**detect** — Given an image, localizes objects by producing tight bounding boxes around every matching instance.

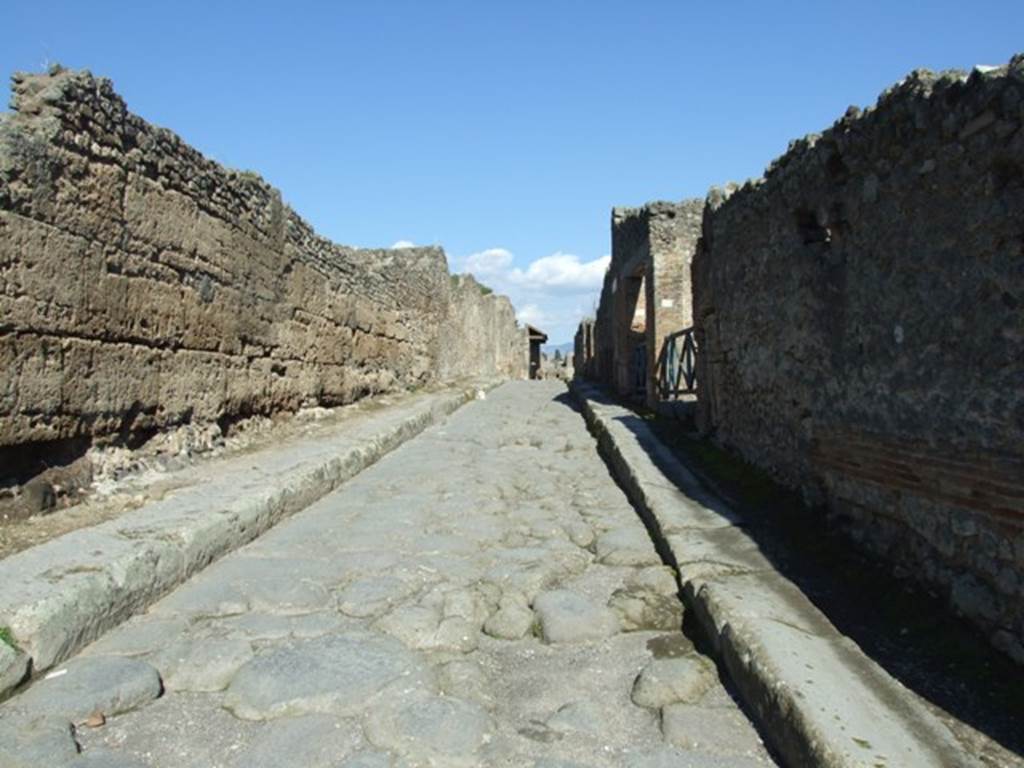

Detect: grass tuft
[0,626,16,650]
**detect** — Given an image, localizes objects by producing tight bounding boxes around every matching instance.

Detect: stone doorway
[614,270,647,400]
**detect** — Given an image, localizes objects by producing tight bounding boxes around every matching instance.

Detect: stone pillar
[642,200,703,408]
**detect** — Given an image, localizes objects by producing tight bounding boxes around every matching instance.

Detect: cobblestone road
[2,382,775,767]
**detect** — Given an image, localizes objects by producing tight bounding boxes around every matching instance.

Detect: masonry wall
[693,56,1024,660]
[581,200,702,402]
[438,274,528,381]
[0,68,524,479]
[573,318,594,380]
[637,201,701,405]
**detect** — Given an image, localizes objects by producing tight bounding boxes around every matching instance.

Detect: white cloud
[391,240,416,249]
[516,303,548,327]
[454,247,608,345]
[464,247,514,275]
[508,252,610,291]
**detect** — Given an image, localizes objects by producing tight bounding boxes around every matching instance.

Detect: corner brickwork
[693,55,1024,660]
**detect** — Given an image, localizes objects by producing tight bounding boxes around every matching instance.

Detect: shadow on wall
[577,385,1024,761]
[691,55,1024,668]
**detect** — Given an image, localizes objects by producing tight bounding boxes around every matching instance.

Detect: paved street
[3,382,775,767]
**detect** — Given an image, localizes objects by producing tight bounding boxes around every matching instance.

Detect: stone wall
[573,318,595,380]
[693,55,1024,660]
[0,67,525,482]
[438,274,528,381]
[578,199,702,405]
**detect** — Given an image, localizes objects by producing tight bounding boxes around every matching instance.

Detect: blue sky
[5,2,1022,343]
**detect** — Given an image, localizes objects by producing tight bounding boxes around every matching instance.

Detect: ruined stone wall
[581,200,702,401]
[637,201,701,404]
[694,56,1024,660]
[437,274,528,381]
[573,318,595,380]
[591,273,615,388]
[0,68,521,479]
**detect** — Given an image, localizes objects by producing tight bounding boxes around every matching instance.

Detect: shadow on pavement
[564,385,1024,764]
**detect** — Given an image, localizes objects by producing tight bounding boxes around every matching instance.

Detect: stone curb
[571,381,980,768]
[0,384,488,699]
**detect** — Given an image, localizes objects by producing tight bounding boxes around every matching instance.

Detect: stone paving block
[0,712,79,768]
[75,691,258,766]
[627,746,769,768]
[202,610,356,642]
[374,603,481,653]
[437,658,494,709]
[5,655,161,722]
[483,590,535,640]
[661,703,767,756]
[80,616,190,659]
[631,656,715,709]
[69,750,153,768]
[546,700,604,735]
[595,527,662,566]
[225,713,363,767]
[364,692,493,767]
[336,575,416,618]
[155,637,254,693]
[338,753,394,768]
[609,583,683,632]
[533,589,621,643]
[223,632,435,720]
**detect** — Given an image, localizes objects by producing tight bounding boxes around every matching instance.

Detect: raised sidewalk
[0,384,485,699]
[572,381,980,768]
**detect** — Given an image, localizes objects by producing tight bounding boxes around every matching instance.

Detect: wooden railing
[657,327,697,398]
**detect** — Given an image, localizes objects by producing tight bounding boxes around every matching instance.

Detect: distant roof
[526,324,548,342]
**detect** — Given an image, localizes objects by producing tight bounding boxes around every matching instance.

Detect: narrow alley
[3,382,774,767]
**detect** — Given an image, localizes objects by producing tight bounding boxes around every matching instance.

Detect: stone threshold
[0,382,493,700]
[571,380,982,768]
